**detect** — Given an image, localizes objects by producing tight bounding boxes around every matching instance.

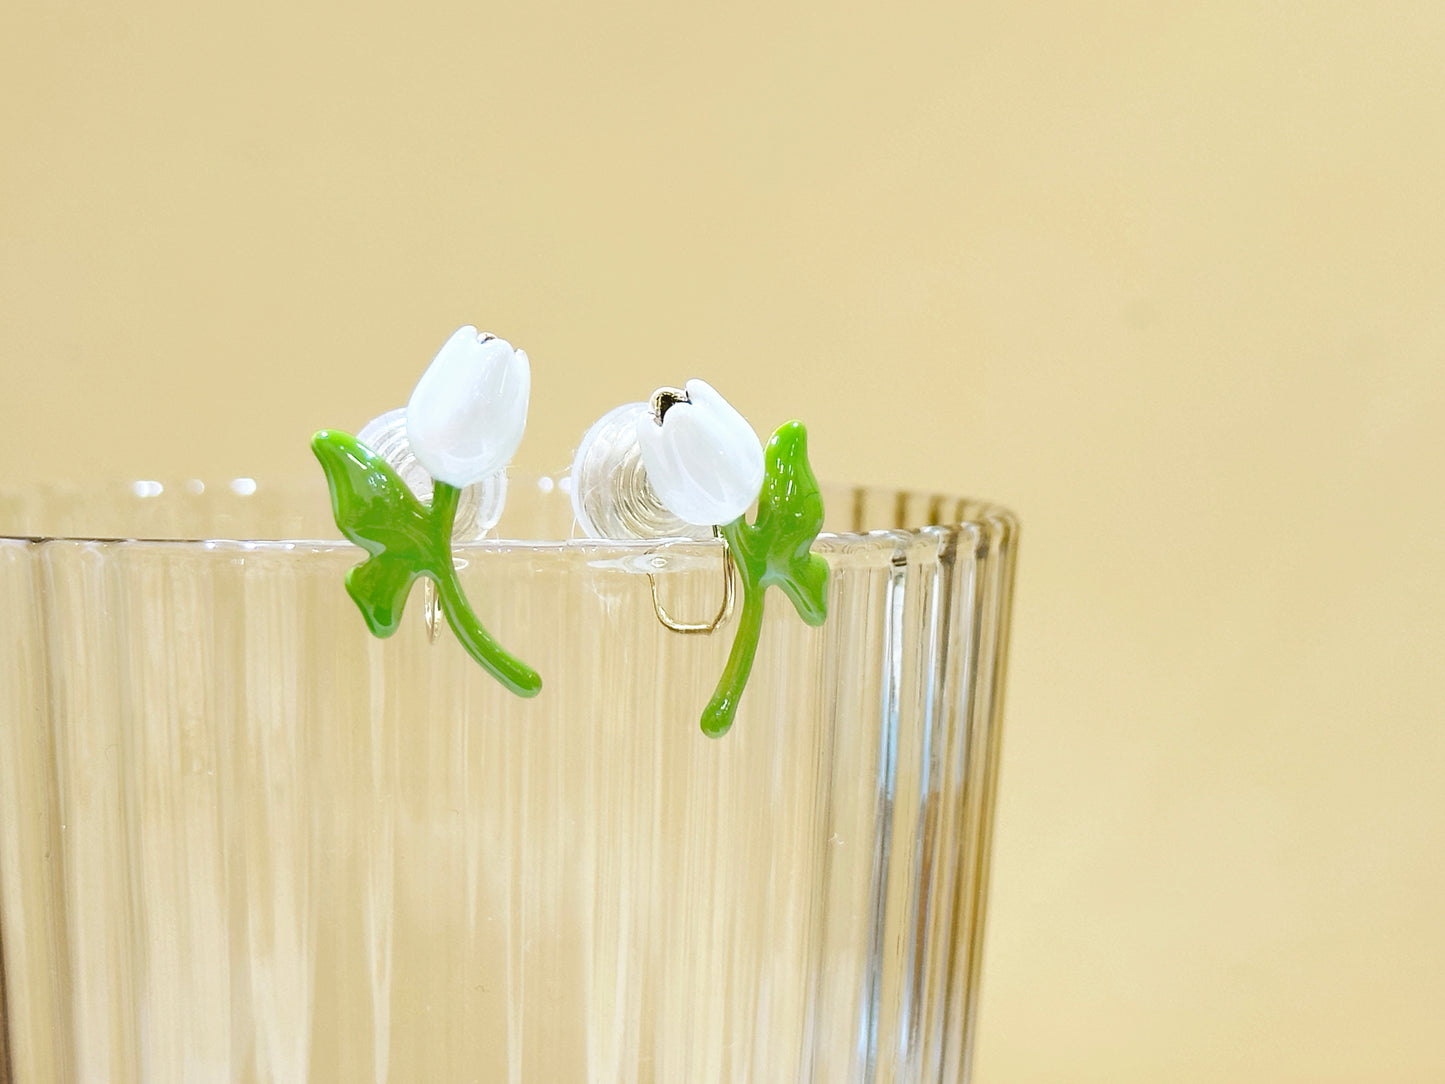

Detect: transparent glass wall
[0,479,1017,1082]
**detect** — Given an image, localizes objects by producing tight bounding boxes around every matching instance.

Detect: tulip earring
[571,380,829,737]
[311,326,542,697]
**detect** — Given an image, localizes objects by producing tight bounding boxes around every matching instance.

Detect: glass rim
[0,473,1018,549]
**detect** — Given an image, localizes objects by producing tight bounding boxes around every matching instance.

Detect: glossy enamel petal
[405,326,530,487]
[637,379,763,526]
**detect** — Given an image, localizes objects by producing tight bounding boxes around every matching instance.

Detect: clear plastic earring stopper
[569,402,710,540]
[356,408,506,540]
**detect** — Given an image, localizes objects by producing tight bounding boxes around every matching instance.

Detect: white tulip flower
[637,379,764,526]
[406,326,531,488]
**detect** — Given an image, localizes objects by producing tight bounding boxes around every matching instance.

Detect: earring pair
[312,325,828,736]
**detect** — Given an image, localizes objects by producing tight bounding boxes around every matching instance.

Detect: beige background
[3,2,1443,1080]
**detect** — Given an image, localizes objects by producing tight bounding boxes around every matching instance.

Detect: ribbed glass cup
[0,478,1017,1083]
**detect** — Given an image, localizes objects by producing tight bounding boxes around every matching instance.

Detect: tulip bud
[637,379,764,526]
[406,326,531,488]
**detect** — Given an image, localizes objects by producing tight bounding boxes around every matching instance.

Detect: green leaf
[310,430,437,561]
[702,421,829,737]
[344,554,419,638]
[314,429,441,641]
[777,546,828,628]
[748,420,829,626]
[312,430,541,696]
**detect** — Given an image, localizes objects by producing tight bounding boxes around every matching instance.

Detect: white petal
[406,326,530,487]
[637,379,763,525]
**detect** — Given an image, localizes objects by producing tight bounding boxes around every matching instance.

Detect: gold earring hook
[648,526,736,634]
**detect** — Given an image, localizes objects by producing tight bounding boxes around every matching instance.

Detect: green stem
[429,482,542,698]
[431,480,463,537]
[700,585,765,738]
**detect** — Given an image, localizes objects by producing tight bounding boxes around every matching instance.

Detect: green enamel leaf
[313,430,435,638]
[701,421,829,738]
[311,430,436,560]
[311,430,541,697]
[746,420,829,626]
[344,552,419,638]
